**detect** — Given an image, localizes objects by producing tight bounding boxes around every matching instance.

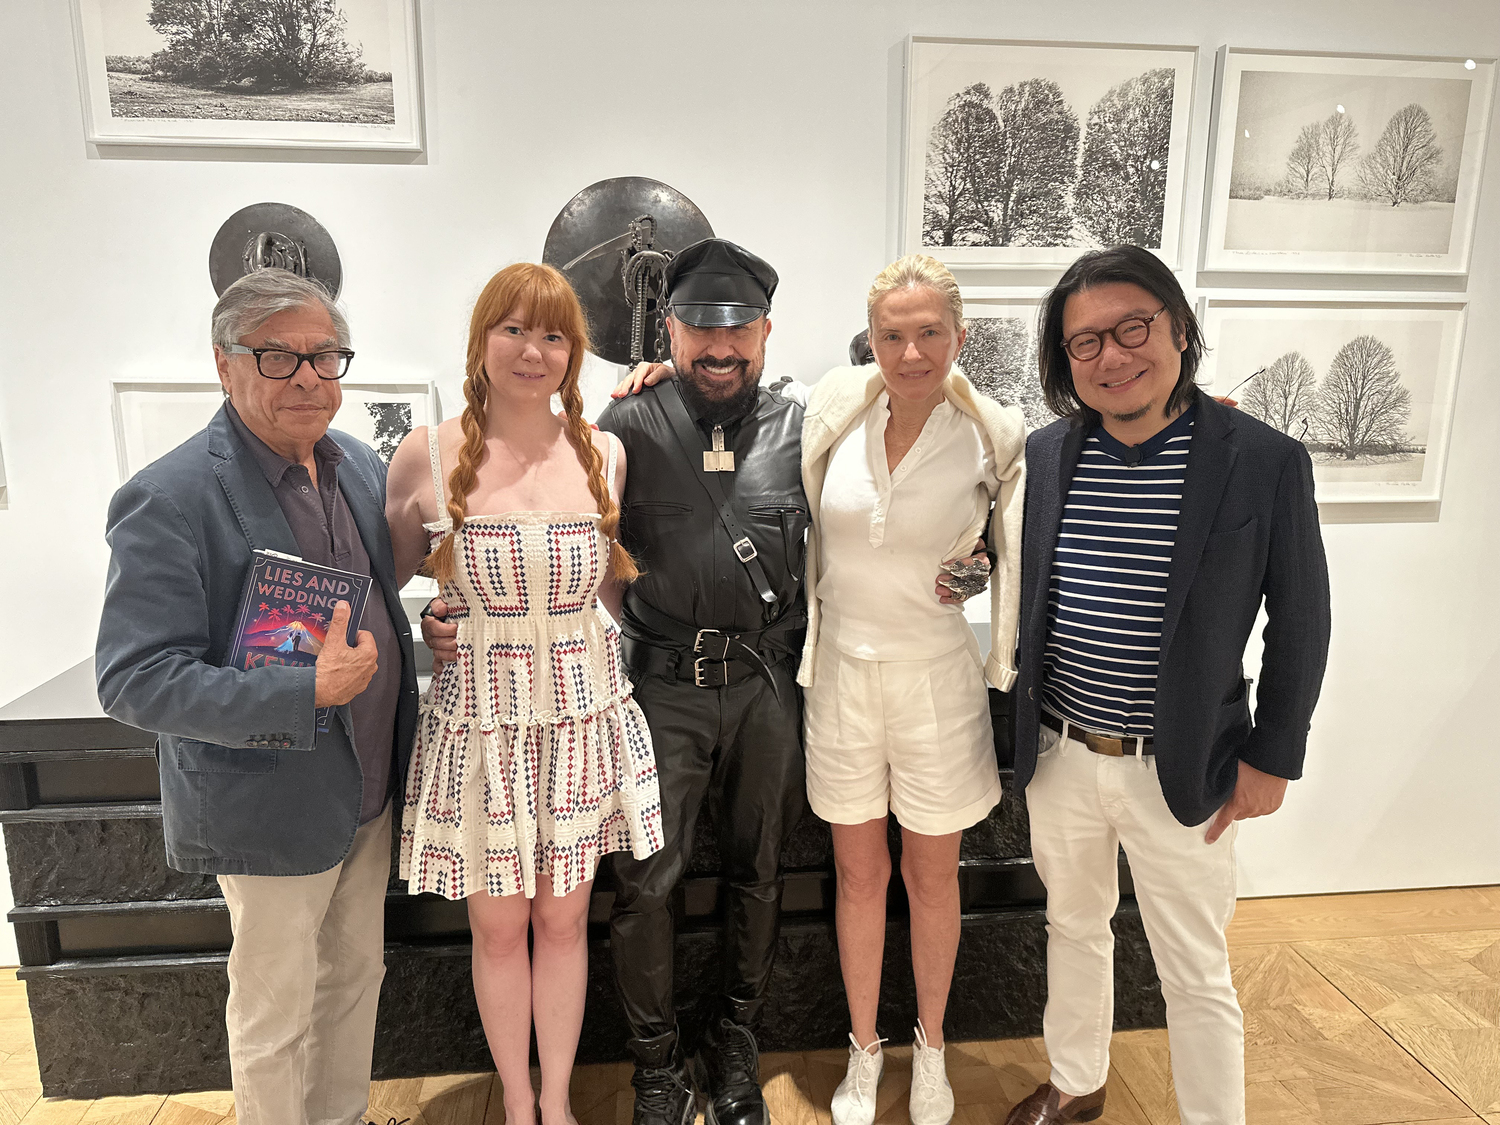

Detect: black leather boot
[699,1009,768,1125]
[628,1028,696,1125]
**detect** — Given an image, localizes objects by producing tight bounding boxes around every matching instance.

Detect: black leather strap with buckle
[621,636,762,689]
[621,600,806,696]
[658,380,780,614]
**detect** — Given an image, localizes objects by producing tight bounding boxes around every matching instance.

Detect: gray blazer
[1014,394,1331,827]
[96,403,418,876]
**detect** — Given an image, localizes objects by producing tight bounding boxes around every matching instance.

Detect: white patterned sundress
[399,429,663,900]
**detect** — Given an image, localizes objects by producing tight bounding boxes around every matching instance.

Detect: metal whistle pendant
[703,425,735,472]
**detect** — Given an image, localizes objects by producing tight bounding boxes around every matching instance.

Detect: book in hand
[228,550,371,734]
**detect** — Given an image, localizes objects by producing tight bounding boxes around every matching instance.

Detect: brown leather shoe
[1002,1082,1106,1124]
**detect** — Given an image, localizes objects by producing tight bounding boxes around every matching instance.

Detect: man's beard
[674,349,764,426]
[1107,402,1153,424]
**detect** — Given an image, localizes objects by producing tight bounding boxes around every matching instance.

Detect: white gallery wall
[0,0,1497,946]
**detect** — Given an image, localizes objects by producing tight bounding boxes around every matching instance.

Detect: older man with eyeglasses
[96,268,418,1125]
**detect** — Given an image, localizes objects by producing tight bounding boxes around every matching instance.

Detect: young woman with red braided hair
[385,262,663,1125]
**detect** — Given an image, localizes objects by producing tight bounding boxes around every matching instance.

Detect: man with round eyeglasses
[1002,246,1330,1125]
[96,267,418,1125]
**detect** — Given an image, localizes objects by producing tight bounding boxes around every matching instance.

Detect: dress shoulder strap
[605,431,620,494]
[427,426,447,517]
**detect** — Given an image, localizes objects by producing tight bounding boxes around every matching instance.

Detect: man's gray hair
[210,270,351,349]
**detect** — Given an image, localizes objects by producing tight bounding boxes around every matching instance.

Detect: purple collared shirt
[226,403,400,824]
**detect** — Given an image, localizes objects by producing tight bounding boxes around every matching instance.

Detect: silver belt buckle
[693,657,728,687]
[694,629,733,665]
[733,537,757,563]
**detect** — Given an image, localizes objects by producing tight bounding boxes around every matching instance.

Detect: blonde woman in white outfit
[799,255,1026,1125]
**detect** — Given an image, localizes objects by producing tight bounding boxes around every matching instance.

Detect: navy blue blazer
[96,403,419,876]
[1014,394,1331,826]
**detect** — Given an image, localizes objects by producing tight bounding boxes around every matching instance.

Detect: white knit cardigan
[796,364,1027,692]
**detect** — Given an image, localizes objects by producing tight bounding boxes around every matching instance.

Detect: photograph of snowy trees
[1204,51,1494,274]
[955,297,1058,429]
[904,38,1196,267]
[1200,301,1466,502]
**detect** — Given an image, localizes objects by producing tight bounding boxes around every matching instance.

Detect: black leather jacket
[597,381,809,649]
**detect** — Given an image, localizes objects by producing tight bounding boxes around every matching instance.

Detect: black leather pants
[609,659,805,1052]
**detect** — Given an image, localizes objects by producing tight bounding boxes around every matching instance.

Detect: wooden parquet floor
[1,886,1496,1125]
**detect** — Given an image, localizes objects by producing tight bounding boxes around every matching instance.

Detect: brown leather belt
[1042,710,1154,757]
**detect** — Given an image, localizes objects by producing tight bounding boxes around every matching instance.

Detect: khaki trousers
[218,803,392,1125]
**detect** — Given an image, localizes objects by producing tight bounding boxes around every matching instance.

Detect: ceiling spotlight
[1465,59,1477,69]
[1336,104,1346,113]
[1243,128,1250,137]
[1149,159,1161,170]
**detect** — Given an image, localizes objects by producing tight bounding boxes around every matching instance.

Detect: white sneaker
[909,1021,953,1125]
[830,1033,885,1125]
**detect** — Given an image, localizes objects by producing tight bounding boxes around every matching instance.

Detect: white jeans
[218,803,392,1125]
[1027,724,1244,1125]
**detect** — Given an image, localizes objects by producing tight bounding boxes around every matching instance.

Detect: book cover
[227,550,370,674]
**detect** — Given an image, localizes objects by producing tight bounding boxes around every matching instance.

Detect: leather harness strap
[658,381,780,615]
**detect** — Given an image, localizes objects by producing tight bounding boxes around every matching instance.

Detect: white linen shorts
[803,637,1002,836]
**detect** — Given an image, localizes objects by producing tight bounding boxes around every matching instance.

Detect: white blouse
[816,392,999,662]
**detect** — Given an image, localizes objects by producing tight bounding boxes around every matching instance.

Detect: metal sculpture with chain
[542,178,713,368]
[208,202,342,298]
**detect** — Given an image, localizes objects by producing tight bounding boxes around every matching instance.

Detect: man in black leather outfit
[594,238,809,1125]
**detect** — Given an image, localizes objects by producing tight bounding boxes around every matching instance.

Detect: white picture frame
[1198,297,1468,503]
[902,37,1198,270]
[110,379,441,481]
[70,0,424,153]
[1202,48,1496,275]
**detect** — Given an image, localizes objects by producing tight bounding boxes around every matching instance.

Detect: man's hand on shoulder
[611,362,675,398]
[313,601,379,707]
[1205,759,1288,844]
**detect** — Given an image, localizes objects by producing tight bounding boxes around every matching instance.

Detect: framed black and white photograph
[1203,49,1496,275]
[902,37,1198,270]
[957,291,1058,429]
[1198,298,1467,503]
[70,0,424,152]
[110,379,440,481]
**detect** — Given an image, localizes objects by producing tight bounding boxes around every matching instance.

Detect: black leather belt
[621,598,805,692]
[1042,710,1154,757]
[623,636,769,688]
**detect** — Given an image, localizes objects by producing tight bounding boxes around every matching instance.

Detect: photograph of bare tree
[71,0,423,151]
[955,295,1057,429]
[1199,300,1467,502]
[903,38,1196,269]
[1204,50,1494,274]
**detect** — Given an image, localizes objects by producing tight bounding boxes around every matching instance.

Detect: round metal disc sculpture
[542,177,713,367]
[209,202,343,298]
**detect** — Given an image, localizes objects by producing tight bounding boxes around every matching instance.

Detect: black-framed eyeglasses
[224,344,355,380]
[1061,308,1167,363]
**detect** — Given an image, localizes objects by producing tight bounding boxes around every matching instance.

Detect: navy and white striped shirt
[1040,407,1197,737]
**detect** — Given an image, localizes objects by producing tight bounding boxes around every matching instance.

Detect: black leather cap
[664,238,778,327]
